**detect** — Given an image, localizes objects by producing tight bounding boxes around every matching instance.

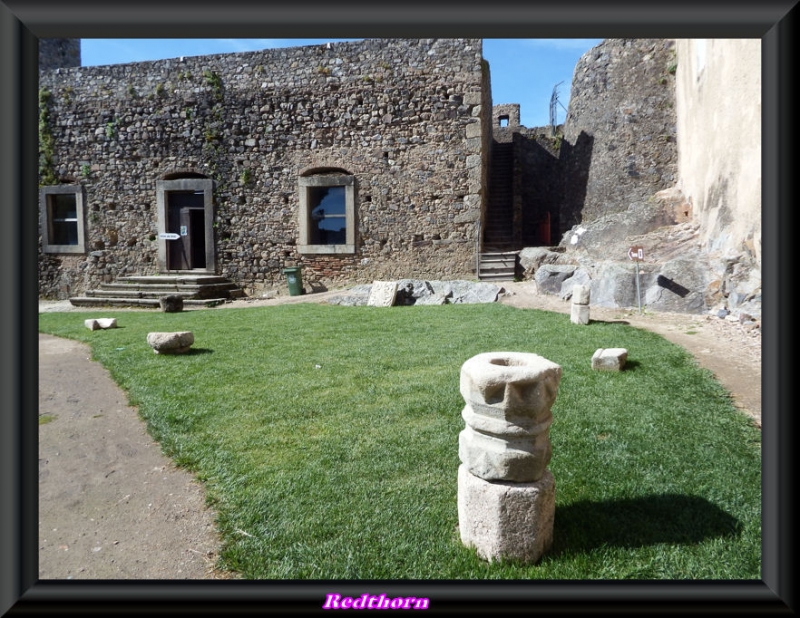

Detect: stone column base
[457,464,555,564]
[570,303,590,324]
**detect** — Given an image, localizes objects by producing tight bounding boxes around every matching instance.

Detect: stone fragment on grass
[572,284,591,306]
[367,280,398,307]
[591,348,628,371]
[147,331,194,354]
[85,318,118,330]
[570,284,591,325]
[570,303,590,325]
[159,294,184,312]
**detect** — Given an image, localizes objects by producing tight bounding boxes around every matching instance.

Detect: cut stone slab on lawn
[591,348,628,371]
[367,281,399,307]
[84,318,118,330]
[147,331,195,354]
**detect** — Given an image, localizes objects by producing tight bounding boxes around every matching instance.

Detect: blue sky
[80,38,603,129]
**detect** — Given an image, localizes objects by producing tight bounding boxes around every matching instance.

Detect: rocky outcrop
[540,38,761,319]
[327,279,504,307]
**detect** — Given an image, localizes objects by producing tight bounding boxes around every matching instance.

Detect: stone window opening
[499,115,509,128]
[40,184,86,254]
[298,170,356,255]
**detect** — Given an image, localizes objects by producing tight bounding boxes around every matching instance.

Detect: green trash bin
[283,266,303,296]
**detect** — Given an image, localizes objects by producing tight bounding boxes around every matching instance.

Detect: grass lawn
[38,303,761,579]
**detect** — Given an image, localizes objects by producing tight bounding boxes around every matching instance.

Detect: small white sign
[180,226,188,236]
[627,245,644,261]
[159,233,180,240]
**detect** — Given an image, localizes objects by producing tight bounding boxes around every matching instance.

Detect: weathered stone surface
[413,293,449,306]
[85,318,117,330]
[559,268,592,301]
[147,331,194,354]
[367,281,398,307]
[459,422,553,483]
[159,295,184,313]
[430,280,502,304]
[395,279,436,305]
[458,465,555,564]
[643,258,711,314]
[518,247,563,276]
[328,280,502,307]
[571,284,590,306]
[562,39,678,231]
[459,351,561,482]
[535,265,577,295]
[38,39,488,299]
[590,262,654,309]
[591,347,628,371]
[570,304,590,325]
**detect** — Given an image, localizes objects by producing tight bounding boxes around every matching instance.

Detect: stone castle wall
[38,38,81,71]
[38,39,488,298]
[560,39,678,237]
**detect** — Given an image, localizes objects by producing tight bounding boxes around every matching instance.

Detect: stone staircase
[69,275,245,309]
[477,251,519,282]
[483,141,515,252]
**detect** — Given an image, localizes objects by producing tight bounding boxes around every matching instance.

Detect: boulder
[159,295,184,313]
[147,331,194,354]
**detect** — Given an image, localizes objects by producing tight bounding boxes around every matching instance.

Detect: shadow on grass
[185,347,214,355]
[549,493,741,557]
[622,359,641,371]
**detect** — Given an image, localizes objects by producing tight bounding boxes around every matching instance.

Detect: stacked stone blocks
[457,351,561,564]
[570,283,591,325]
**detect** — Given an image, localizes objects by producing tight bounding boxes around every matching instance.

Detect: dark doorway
[167,191,206,270]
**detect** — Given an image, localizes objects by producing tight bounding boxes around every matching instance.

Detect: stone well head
[458,352,562,483]
[459,352,562,422]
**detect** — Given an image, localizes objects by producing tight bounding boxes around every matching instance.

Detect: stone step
[480,257,517,268]
[96,281,240,296]
[85,289,199,299]
[478,271,516,282]
[477,251,518,281]
[115,275,231,285]
[69,296,228,309]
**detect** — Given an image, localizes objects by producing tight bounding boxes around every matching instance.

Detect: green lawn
[38,303,761,579]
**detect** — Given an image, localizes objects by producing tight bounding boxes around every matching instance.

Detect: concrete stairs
[68,275,245,309]
[477,251,519,282]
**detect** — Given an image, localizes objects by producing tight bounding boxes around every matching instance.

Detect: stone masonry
[38,39,490,299]
[457,351,562,563]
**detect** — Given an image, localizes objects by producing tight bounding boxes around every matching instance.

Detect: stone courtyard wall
[674,39,761,267]
[560,39,679,240]
[38,38,488,298]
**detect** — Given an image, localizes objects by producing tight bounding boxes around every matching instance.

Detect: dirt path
[38,334,234,580]
[37,281,761,579]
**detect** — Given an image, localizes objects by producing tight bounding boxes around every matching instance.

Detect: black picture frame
[2,1,794,614]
